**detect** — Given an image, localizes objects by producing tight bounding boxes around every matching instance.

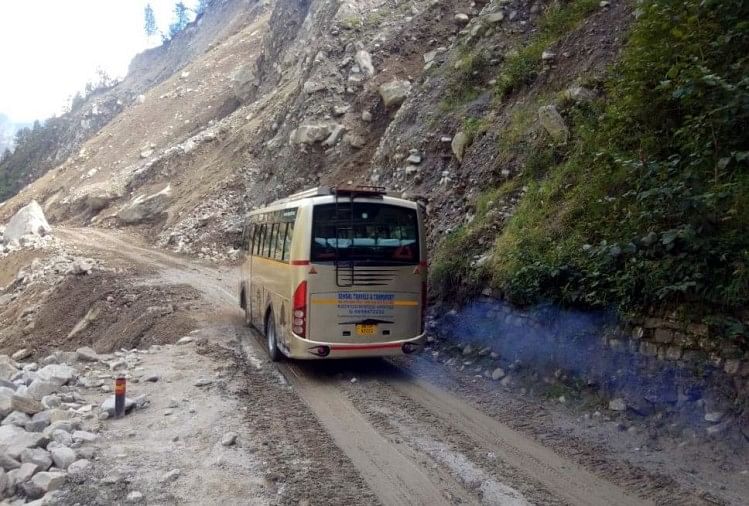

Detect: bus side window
[282,222,293,261]
[248,224,256,252]
[267,223,278,258]
[274,223,286,261]
[256,224,266,256]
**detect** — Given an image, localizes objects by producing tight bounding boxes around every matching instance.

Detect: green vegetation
[432,0,749,322]
[495,0,599,98]
[440,49,489,110]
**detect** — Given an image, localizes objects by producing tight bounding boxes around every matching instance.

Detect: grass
[432,0,749,333]
[495,0,600,98]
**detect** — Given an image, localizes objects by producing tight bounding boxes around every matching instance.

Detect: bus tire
[265,310,281,362]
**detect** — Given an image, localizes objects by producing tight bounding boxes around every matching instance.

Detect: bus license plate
[355,324,376,336]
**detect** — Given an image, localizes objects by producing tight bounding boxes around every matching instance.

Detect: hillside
[0,0,748,503]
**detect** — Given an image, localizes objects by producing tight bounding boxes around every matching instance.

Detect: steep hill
[1,0,747,434]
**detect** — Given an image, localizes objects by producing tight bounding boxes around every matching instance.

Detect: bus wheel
[265,311,281,362]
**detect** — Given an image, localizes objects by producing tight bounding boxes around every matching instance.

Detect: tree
[144,4,157,37]
[168,2,191,38]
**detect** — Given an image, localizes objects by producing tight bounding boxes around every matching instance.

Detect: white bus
[239,186,427,360]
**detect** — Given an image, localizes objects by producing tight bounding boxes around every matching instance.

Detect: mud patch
[21,271,201,356]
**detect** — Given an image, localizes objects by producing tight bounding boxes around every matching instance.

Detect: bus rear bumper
[283,333,426,360]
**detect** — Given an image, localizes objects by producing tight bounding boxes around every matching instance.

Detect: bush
[490,0,749,315]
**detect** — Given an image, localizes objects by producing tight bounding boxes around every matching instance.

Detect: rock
[704,411,724,423]
[4,201,51,242]
[379,80,412,108]
[332,104,350,117]
[50,447,76,470]
[354,50,375,77]
[344,133,366,149]
[541,50,556,61]
[41,395,61,409]
[139,149,153,159]
[221,432,238,447]
[361,111,373,122]
[323,124,346,147]
[51,429,72,447]
[194,378,213,387]
[176,336,194,345]
[12,393,44,415]
[2,410,30,427]
[486,12,505,23]
[491,368,506,381]
[290,124,334,145]
[27,382,62,402]
[407,153,422,165]
[75,347,99,362]
[143,374,160,383]
[70,259,93,275]
[724,359,741,375]
[127,491,144,502]
[72,430,97,443]
[36,364,76,387]
[0,425,46,459]
[101,396,136,416]
[20,448,52,471]
[25,420,50,433]
[230,64,259,103]
[454,13,470,24]
[561,86,596,103]
[117,185,172,224]
[159,469,181,483]
[13,462,38,484]
[302,80,326,94]
[0,451,21,471]
[0,468,6,496]
[67,459,91,481]
[451,131,470,162]
[0,356,19,381]
[12,349,32,361]
[538,105,569,143]
[609,398,627,411]
[31,471,66,493]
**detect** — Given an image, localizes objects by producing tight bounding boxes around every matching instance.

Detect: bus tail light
[293,281,307,338]
[421,281,427,332]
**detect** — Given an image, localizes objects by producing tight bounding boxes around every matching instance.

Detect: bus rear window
[311,203,419,264]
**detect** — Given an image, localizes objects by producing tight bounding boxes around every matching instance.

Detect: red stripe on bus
[291,260,310,265]
[330,343,403,351]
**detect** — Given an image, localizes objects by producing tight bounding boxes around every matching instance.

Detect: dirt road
[55,227,726,505]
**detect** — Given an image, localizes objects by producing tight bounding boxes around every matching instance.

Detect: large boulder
[0,356,18,382]
[3,201,51,242]
[379,80,412,108]
[230,64,259,103]
[117,185,171,224]
[289,124,335,145]
[538,105,569,143]
[355,50,375,77]
[0,425,46,459]
[451,132,471,162]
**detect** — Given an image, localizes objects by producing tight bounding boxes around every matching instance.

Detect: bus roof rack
[269,185,389,206]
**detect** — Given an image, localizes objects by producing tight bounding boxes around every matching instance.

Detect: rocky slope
[1,0,747,455]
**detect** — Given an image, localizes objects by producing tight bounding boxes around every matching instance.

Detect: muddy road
[55,227,739,505]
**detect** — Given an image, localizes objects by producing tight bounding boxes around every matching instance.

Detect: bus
[238,185,427,360]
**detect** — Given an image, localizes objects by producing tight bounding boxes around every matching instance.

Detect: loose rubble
[0,347,149,503]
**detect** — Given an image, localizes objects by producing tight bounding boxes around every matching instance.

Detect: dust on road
[51,227,735,506]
